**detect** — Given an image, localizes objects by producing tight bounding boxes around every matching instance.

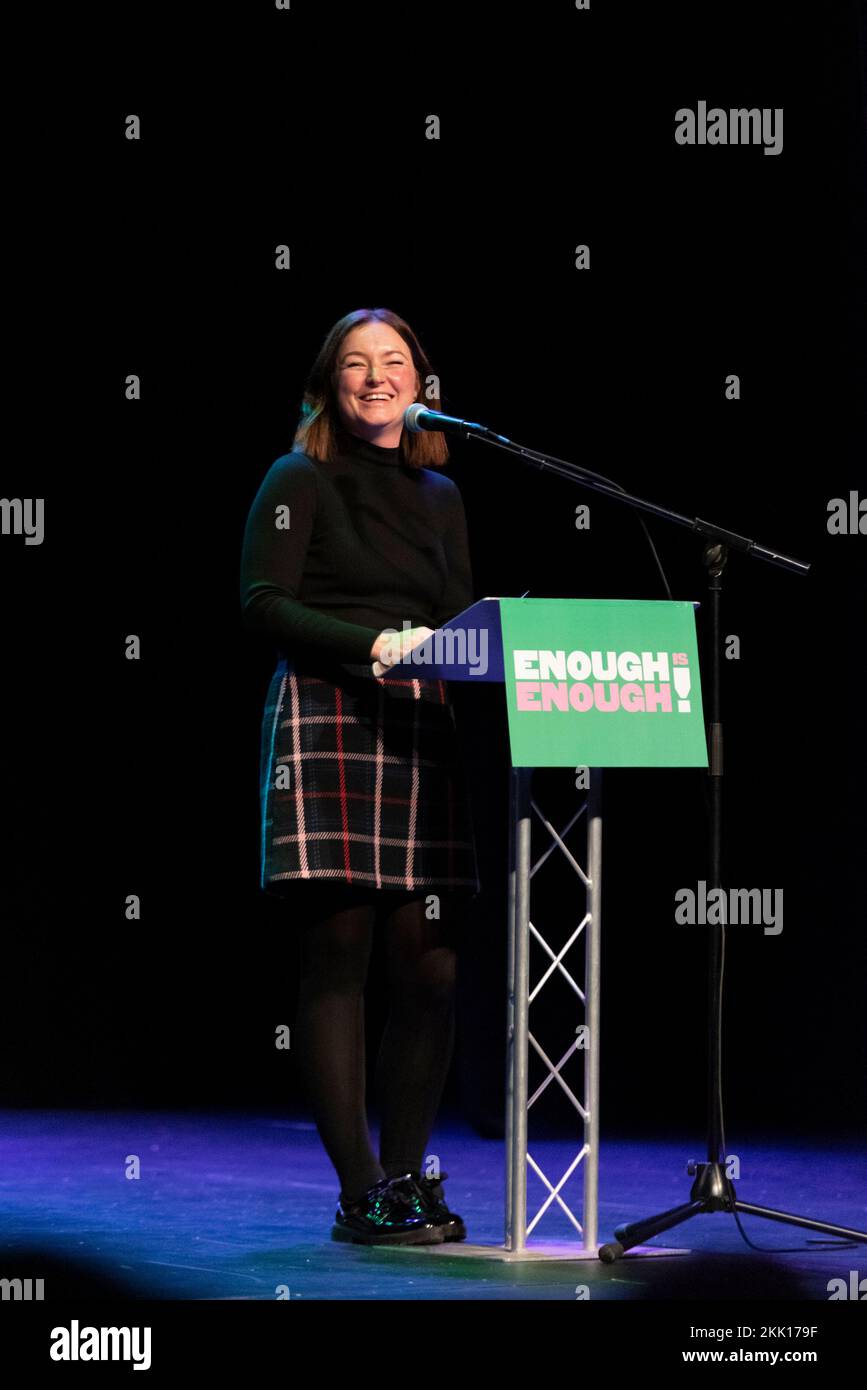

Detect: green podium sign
[498,597,708,768]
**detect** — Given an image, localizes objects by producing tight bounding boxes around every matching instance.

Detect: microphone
[404,402,511,444]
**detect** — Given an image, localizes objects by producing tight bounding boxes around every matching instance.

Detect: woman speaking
[240,308,480,1246]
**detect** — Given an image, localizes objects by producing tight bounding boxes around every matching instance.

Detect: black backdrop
[3,1,865,1144]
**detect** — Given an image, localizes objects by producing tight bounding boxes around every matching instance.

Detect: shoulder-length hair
[292,308,449,470]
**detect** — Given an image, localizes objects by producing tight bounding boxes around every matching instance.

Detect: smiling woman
[337,327,417,445]
[239,307,479,1246]
[293,308,450,470]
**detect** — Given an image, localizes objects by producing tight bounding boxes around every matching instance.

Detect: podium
[382,596,707,1258]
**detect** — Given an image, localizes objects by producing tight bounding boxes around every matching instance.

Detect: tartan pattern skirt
[258,655,481,902]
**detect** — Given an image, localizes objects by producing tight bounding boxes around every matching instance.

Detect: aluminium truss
[503,764,603,1255]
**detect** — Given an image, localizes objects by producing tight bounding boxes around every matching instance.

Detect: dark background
[3,1,864,1146]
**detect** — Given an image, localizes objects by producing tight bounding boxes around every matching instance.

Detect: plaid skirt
[258,654,481,903]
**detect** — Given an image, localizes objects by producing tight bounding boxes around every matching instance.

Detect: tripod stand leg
[598,1199,707,1262]
[734,1201,867,1244]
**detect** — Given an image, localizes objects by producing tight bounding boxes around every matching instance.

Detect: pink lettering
[515,682,541,710]
[644,683,672,712]
[620,682,645,712]
[570,683,595,712]
[540,682,570,712]
[593,683,620,713]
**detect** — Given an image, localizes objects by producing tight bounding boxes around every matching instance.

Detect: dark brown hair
[292,308,449,469]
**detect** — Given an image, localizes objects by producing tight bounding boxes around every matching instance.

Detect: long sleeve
[240,453,382,663]
[430,481,475,629]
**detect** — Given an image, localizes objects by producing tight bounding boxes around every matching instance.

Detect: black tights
[293,891,458,1203]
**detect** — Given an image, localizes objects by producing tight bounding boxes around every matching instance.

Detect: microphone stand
[442,419,867,1260]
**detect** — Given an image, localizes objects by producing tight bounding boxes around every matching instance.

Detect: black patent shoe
[410,1170,467,1242]
[331,1174,446,1245]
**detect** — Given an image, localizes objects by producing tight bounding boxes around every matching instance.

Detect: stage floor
[1,1109,864,1300]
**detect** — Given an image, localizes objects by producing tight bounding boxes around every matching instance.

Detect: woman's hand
[370,626,435,676]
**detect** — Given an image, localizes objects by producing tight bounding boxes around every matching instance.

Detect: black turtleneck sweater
[239,428,474,667]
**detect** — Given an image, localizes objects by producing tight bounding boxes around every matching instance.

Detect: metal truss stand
[501,763,603,1258]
